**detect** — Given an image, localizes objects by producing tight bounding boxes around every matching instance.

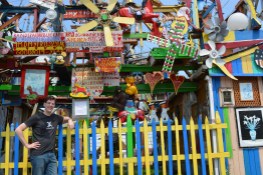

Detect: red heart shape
[170,74,185,94]
[144,72,163,93]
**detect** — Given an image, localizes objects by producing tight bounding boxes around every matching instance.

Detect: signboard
[30,0,56,9]
[72,67,104,97]
[64,10,97,19]
[12,32,123,54]
[13,41,66,55]
[13,32,65,42]
[65,31,123,46]
[102,72,120,86]
[95,57,121,72]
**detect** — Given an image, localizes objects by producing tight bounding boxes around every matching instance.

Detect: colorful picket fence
[0,112,230,175]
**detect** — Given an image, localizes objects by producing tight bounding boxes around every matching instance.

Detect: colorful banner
[13,41,66,55]
[13,32,65,42]
[12,31,123,55]
[72,67,104,97]
[64,10,97,19]
[95,57,121,72]
[102,72,120,86]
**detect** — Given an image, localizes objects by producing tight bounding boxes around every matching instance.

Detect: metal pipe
[205,75,219,175]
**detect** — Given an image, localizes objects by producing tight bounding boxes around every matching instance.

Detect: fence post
[75,122,80,175]
[182,118,191,175]
[126,114,134,174]
[198,116,206,175]
[14,122,19,175]
[58,124,63,175]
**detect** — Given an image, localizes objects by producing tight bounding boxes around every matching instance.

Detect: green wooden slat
[0,81,197,96]
[223,108,233,158]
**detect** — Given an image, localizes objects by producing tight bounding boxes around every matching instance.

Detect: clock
[239,83,254,101]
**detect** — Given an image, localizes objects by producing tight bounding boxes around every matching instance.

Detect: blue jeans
[30,152,57,175]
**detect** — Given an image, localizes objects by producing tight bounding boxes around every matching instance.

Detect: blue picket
[58,124,63,175]
[151,119,159,175]
[92,122,97,175]
[135,120,142,175]
[198,116,206,175]
[108,119,114,175]
[167,119,173,175]
[75,122,80,175]
[182,118,191,175]
[13,122,19,175]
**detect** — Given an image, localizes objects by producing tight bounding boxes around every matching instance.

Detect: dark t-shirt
[24,112,63,156]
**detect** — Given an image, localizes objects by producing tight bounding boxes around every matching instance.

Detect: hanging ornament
[144,72,163,93]
[169,74,185,94]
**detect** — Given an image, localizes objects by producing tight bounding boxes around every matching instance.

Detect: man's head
[43,96,56,115]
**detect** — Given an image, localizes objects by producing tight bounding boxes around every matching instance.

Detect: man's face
[44,100,55,113]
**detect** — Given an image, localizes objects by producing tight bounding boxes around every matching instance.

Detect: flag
[254,49,263,68]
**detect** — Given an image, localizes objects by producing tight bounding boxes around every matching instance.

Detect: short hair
[44,95,56,103]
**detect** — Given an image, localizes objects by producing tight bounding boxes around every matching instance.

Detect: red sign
[95,57,121,72]
[64,10,97,19]
[13,42,66,55]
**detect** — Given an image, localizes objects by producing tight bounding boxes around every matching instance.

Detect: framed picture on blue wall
[235,107,263,147]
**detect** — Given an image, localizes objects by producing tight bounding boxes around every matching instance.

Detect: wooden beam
[215,0,224,22]
[0,14,23,31]
[0,0,9,5]
[32,8,39,32]
[33,17,46,32]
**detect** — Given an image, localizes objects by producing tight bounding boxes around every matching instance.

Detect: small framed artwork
[239,82,254,101]
[235,107,263,147]
[219,88,235,107]
[20,65,50,99]
[72,98,90,119]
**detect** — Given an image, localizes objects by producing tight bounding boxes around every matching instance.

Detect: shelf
[0,81,197,96]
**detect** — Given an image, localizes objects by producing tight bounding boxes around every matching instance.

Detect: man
[15,95,74,175]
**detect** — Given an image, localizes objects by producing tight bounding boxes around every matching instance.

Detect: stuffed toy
[125,76,138,97]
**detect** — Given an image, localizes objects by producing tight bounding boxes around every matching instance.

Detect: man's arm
[15,123,40,149]
[63,117,74,129]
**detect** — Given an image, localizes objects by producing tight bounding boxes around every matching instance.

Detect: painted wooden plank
[235,30,263,40]
[83,120,89,175]
[241,55,250,74]
[92,122,98,175]
[167,119,173,175]
[215,112,226,175]
[117,120,124,175]
[108,120,114,175]
[252,149,262,175]
[126,115,134,174]
[223,108,233,158]
[4,124,10,175]
[182,118,191,175]
[58,124,63,175]
[13,123,19,175]
[243,149,250,175]
[135,120,142,175]
[234,58,243,75]
[228,108,245,175]
[159,119,167,175]
[198,116,206,175]
[75,122,80,175]
[205,117,214,174]
[66,126,72,175]
[174,117,182,175]
[99,120,106,175]
[151,119,159,175]
[143,119,151,175]
[190,117,198,175]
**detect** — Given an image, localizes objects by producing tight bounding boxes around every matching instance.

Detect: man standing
[15,95,74,175]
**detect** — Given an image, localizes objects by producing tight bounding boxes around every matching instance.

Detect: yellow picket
[66,127,73,175]
[143,119,151,175]
[215,111,227,175]
[117,120,124,175]
[174,117,182,175]
[159,119,167,175]
[4,124,10,175]
[83,121,89,175]
[99,120,106,175]
[22,128,29,175]
[205,117,214,174]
